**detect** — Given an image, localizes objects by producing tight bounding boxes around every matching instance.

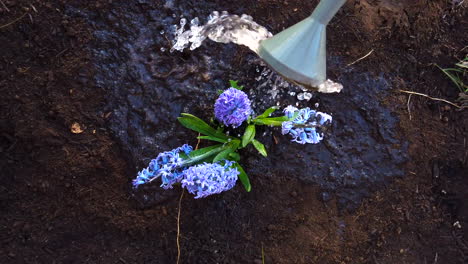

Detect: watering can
[258,0,347,90]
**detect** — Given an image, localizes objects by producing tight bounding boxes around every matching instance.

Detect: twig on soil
[407,94,413,120]
[347,49,374,67]
[0,1,10,12]
[30,4,38,13]
[195,133,201,150]
[176,189,184,264]
[261,243,265,264]
[0,13,27,29]
[399,90,464,109]
[176,135,201,264]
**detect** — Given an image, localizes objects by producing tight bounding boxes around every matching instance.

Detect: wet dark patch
[72,0,407,210]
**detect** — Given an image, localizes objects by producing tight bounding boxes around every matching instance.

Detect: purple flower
[181,161,239,199]
[214,88,252,128]
[133,144,193,189]
[281,106,332,144]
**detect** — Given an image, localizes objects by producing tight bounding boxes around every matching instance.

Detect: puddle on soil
[67,1,408,210]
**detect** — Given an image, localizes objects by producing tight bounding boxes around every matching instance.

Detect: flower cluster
[133,144,193,189]
[181,161,239,199]
[281,106,332,144]
[133,144,239,198]
[133,81,336,200]
[214,88,252,128]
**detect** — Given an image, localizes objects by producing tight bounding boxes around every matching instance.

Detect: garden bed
[1,0,467,263]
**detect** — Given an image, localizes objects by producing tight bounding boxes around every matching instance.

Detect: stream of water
[171,11,272,53]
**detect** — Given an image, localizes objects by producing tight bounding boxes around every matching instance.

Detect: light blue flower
[283,105,298,118]
[181,161,239,199]
[281,121,293,135]
[281,106,332,144]
[133,144,193,189]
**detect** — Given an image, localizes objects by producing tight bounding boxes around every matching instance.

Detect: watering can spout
[257,0,346,91]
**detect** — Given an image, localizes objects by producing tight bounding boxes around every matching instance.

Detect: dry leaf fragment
[70,122,84,134]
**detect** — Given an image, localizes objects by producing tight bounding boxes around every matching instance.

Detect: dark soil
[1,0,467,263]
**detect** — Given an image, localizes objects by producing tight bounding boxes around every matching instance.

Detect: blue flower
[214,88,252,128]
[283,105,298,118]
[133,144,193,189]
[281,106,332,144]
[281,121,293,135]
[181,161,239,199]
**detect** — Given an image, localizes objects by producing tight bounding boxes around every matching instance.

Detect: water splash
[317,80,343,93]
[171,11,343,93]
[171,11,272,53]
[254,65,316,102]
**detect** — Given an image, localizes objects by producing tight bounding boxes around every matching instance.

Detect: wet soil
[1,0,467,263]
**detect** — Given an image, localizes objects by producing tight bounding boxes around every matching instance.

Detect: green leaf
[229,80,244,90]
[213,148,235,163]
[242,125,256,147]
[255,106,278,119]
[179,152,189,160]
[456,61,468,69]
[197,135,228,143]
[217,89,224,95]
[182,144,226,166]
[233,163,251,192]
[252,116,289,127]
[252,139,267,157]
[213,140,240,163]
[189,144,223,158]
[178,113,229,140]
[228,152,240,161]
[436,64,463,92]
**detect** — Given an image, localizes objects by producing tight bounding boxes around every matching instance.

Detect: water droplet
[160,47,166,52]
[160,30,165,35]
[191,17,200,26]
